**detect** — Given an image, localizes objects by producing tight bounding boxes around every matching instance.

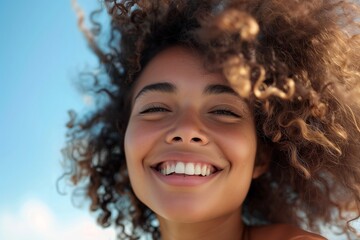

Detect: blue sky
[0,0,115,239]
[0,1,357,239]
[0,0,88,205]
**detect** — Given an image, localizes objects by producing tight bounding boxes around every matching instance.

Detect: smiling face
[124,46,262,223]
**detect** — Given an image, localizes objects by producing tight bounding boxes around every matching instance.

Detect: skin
[124,46,325,240]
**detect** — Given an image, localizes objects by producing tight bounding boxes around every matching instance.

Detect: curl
[223,55,252,97]
[253,67,296,100]
[213,9,259,41]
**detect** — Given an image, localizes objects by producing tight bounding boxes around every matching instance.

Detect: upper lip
[148,151,225,171]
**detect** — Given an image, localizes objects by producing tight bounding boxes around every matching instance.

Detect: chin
[146,194,230,224]
[156,208,217,224]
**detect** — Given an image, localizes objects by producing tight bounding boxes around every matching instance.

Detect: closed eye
[140,105,170,114]
[209,109,241,118]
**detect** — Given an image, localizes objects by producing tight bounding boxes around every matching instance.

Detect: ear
[252,141,271,179]
[252,162,269,179]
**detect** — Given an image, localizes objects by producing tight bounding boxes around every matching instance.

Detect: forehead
[132,46,229,94]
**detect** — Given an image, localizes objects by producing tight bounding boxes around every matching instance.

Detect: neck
[158,211,245,240]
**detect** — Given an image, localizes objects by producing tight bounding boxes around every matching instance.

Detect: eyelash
[139,105,170,114]
[139,105,241,118]
[209,109,241,118]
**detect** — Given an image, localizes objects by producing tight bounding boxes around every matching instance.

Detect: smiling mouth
[153,161,221,177]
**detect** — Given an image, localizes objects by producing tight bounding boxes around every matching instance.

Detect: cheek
[216,127,258,187]
[218,127,257,163]
[124,120,163,160]
[125,122,148,174]
[124,120,163,191]
[124,122,147,202]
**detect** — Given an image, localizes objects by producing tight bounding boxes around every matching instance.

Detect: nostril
[173,136,182,142]
[168,135,207,144]
[191,137,202,142]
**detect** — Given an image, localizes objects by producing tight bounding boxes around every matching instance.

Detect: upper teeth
[159,162,214,176]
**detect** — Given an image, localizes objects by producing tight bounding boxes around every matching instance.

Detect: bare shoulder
[249,224,327,240]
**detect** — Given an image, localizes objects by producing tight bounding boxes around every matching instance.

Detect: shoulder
[248,224,327,240]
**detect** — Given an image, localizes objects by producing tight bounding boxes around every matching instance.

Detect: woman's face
[125,46,262,223]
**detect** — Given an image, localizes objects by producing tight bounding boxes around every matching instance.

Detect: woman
[63,0,360,239]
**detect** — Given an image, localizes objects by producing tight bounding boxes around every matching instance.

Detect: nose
[165,110,209,146]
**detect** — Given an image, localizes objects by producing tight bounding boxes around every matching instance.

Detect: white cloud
[0,199,116,240]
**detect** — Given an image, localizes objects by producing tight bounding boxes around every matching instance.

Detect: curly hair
[63,0,360,239]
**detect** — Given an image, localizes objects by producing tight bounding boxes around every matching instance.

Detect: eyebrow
[203,84,239,96]
[134,82,176,100]
[134,82,239,101]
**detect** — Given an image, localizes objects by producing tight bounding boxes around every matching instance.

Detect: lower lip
[151,169,219,187]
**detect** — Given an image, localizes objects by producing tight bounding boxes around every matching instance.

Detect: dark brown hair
[63,0,360,239]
